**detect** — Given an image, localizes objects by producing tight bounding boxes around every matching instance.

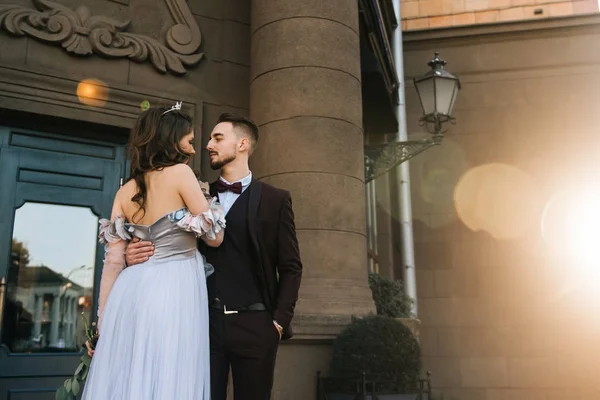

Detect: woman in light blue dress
[82,103,224,400]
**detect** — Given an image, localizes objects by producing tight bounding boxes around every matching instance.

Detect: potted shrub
[369,272,420,338]
[322,315,425,400]
[368,272,413,319]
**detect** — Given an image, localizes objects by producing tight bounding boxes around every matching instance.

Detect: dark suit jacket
[200,178,302,340]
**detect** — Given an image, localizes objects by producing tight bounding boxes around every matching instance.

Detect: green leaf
[81,353,92,366]
[75,362,84,377]
[64,378,72,392]
[55,386,69,400]
[72,378,80,396]
[81,364,89,381]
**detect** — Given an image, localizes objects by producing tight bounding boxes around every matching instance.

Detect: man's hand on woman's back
[125,237,154,266]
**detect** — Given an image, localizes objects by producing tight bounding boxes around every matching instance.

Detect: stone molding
[286,314,421,343]
[0,64,200,127]
[0,0,203,74]
[403,13,600,45]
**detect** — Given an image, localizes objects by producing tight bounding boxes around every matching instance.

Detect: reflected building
[17,266,85,350]
[3,257,87,352]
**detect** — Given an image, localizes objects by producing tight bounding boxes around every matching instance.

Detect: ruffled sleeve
[98,216,132,244]
[176,197,226,240]
[96,216,131,331]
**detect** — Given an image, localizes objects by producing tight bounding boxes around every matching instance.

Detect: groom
[126,113,303,400]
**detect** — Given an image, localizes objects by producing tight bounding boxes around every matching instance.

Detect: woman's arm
[176,164,224,247]
[97,196,131,331]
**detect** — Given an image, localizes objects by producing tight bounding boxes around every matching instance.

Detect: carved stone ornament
[0,0,203,74]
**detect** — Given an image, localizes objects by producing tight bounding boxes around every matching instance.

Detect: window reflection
[3,203,98,353]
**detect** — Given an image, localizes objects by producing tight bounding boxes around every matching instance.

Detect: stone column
[64,296,71,347]
[71,297,78,346]
[49,294,61,346]
[250,2,375,399]
[250,0,374,319]
[32,294,43,338]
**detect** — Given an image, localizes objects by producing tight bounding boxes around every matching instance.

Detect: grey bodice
[126,208,197,261]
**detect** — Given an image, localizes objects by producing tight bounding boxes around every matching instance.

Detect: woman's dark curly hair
[128,106,193,222]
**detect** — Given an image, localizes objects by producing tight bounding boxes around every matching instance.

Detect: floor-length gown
[81,204,224,400]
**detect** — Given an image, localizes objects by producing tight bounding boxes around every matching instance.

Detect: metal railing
[317,370,432,400]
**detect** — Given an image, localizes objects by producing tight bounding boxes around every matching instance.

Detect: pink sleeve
[176,197,226,240]
[97,217,131,331]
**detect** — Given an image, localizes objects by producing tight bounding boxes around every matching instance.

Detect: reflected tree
[11,238,30,267]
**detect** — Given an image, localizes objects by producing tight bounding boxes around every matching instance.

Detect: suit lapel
[247,178,271,309]
[247,178,262,252]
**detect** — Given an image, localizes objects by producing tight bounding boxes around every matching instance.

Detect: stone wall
[401,0,598,30]
[401,15,600,399]
[0,0,251,178]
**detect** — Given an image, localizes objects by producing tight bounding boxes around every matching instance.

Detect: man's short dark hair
[217,113,259,149]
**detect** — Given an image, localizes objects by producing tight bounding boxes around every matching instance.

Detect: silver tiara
[162,101,182,115]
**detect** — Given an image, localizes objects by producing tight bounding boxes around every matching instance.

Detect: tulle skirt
[82,251,210,400]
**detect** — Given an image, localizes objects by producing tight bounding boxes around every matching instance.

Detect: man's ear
[239,137,250,152]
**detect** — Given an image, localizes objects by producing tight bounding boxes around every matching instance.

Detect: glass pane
[435,77,458,115]
[415,78,435,115]
[448,83,460,116]
[3,203,98,353]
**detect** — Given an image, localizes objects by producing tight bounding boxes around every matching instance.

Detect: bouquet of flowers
[55,313,99,400]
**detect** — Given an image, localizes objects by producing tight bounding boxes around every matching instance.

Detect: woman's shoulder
[162,163,196,177]
[116,179,136,200]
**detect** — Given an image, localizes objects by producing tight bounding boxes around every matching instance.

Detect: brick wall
[401,0,598,29]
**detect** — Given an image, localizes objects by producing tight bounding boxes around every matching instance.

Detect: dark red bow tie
[216,180,242,194]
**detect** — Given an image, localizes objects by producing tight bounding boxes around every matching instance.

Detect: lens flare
[542,187,600,312]
[76,79,109,107]
[542,188,600,267]
[454,163,542,240]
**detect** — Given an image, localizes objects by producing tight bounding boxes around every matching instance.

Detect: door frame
[0,125,126,398]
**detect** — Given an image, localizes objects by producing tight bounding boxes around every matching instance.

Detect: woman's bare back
[117,164,205,225]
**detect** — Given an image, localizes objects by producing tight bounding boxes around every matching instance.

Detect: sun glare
[542,188,600,269]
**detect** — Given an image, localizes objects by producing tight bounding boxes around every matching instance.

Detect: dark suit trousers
[210,309,279,400]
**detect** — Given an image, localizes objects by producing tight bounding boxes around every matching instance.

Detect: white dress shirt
[217,172,253,215]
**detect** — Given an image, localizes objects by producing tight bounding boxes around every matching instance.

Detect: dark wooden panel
[18,169,103,191]
[8,390,56,400]
[0,148,18,286]
[15,183,103,216]
[17,151,107,180]
[0,376,70,400]
[0,347,81,377]
[9,132,116,160]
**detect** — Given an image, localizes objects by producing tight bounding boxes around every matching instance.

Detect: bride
[81,103,223,399]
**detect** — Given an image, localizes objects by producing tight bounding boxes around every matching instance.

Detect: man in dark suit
[126,113,303,400]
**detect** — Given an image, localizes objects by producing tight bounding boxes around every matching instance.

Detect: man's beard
[209,153,236,170]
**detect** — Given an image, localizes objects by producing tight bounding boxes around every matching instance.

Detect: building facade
[2,0,600,399]
[0,1,378,399]
[384,4,600,400]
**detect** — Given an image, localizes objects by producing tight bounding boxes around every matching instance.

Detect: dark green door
[0,126,125,399]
